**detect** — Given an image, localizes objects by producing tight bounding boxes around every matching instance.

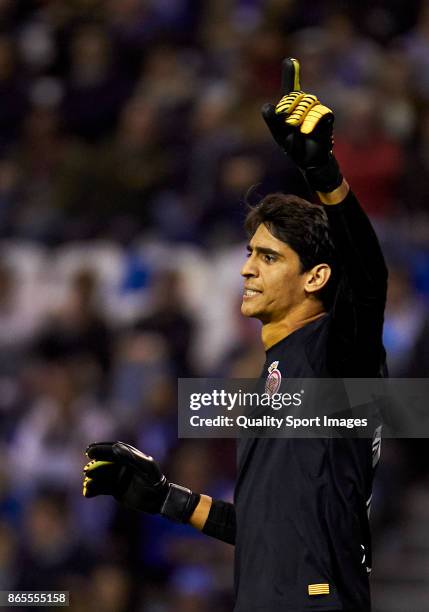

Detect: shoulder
[264,315,332,378]
[303,313,332,375]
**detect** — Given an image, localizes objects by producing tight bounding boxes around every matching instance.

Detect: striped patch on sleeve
[308,583,330,596]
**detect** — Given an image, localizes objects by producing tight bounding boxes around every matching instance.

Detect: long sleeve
[201,499,236,545]
[324,190,388,376]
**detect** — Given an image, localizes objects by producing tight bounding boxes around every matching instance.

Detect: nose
[241,254,258,278]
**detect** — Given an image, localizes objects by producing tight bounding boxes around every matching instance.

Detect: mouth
[243,288,262,299]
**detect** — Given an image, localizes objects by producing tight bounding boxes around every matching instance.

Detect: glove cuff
[160,483,200,523]
[304,155,343,194]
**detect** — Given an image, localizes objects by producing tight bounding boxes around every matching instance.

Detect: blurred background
[0,0,429,610]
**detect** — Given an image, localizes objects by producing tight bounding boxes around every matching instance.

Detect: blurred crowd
[0,1,429,610]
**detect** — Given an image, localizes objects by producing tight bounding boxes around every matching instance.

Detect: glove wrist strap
[160,483,200,523]
[304,155,342,194]
[317,179,350,205]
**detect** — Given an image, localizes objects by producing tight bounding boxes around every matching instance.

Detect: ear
[304,263,331,295]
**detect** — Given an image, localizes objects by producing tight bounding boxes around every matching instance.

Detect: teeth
[245,289,259,296]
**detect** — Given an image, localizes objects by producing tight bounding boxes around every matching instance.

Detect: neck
[261,305,327,351]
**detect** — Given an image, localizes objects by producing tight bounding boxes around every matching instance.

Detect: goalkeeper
[83,58,387,612]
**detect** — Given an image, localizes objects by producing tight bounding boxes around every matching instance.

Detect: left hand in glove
[83,441,200,523]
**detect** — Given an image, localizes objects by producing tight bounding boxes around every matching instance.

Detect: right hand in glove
[261,57,343,194]
[83,441,200,523]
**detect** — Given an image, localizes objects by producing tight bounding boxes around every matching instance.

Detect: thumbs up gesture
[262,58,343,194]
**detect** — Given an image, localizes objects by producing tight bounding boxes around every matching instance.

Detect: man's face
[241,223,306,323]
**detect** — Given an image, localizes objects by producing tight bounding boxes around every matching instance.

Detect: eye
[263,254,276,263]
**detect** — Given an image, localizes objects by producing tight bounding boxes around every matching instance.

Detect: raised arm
[262,58,387,372]
[322,187,387,372]
[83,441,236,545]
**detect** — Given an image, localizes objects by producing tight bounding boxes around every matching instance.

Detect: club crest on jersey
[265,361,282,396]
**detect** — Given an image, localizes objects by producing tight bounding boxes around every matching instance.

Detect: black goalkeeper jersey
[202,190,387,612]
[234,191,387,612]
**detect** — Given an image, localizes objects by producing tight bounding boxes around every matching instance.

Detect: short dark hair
[245,193,339,308]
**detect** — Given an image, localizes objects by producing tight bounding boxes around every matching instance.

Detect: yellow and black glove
[261,57,342,194]
[83,441,200,523]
